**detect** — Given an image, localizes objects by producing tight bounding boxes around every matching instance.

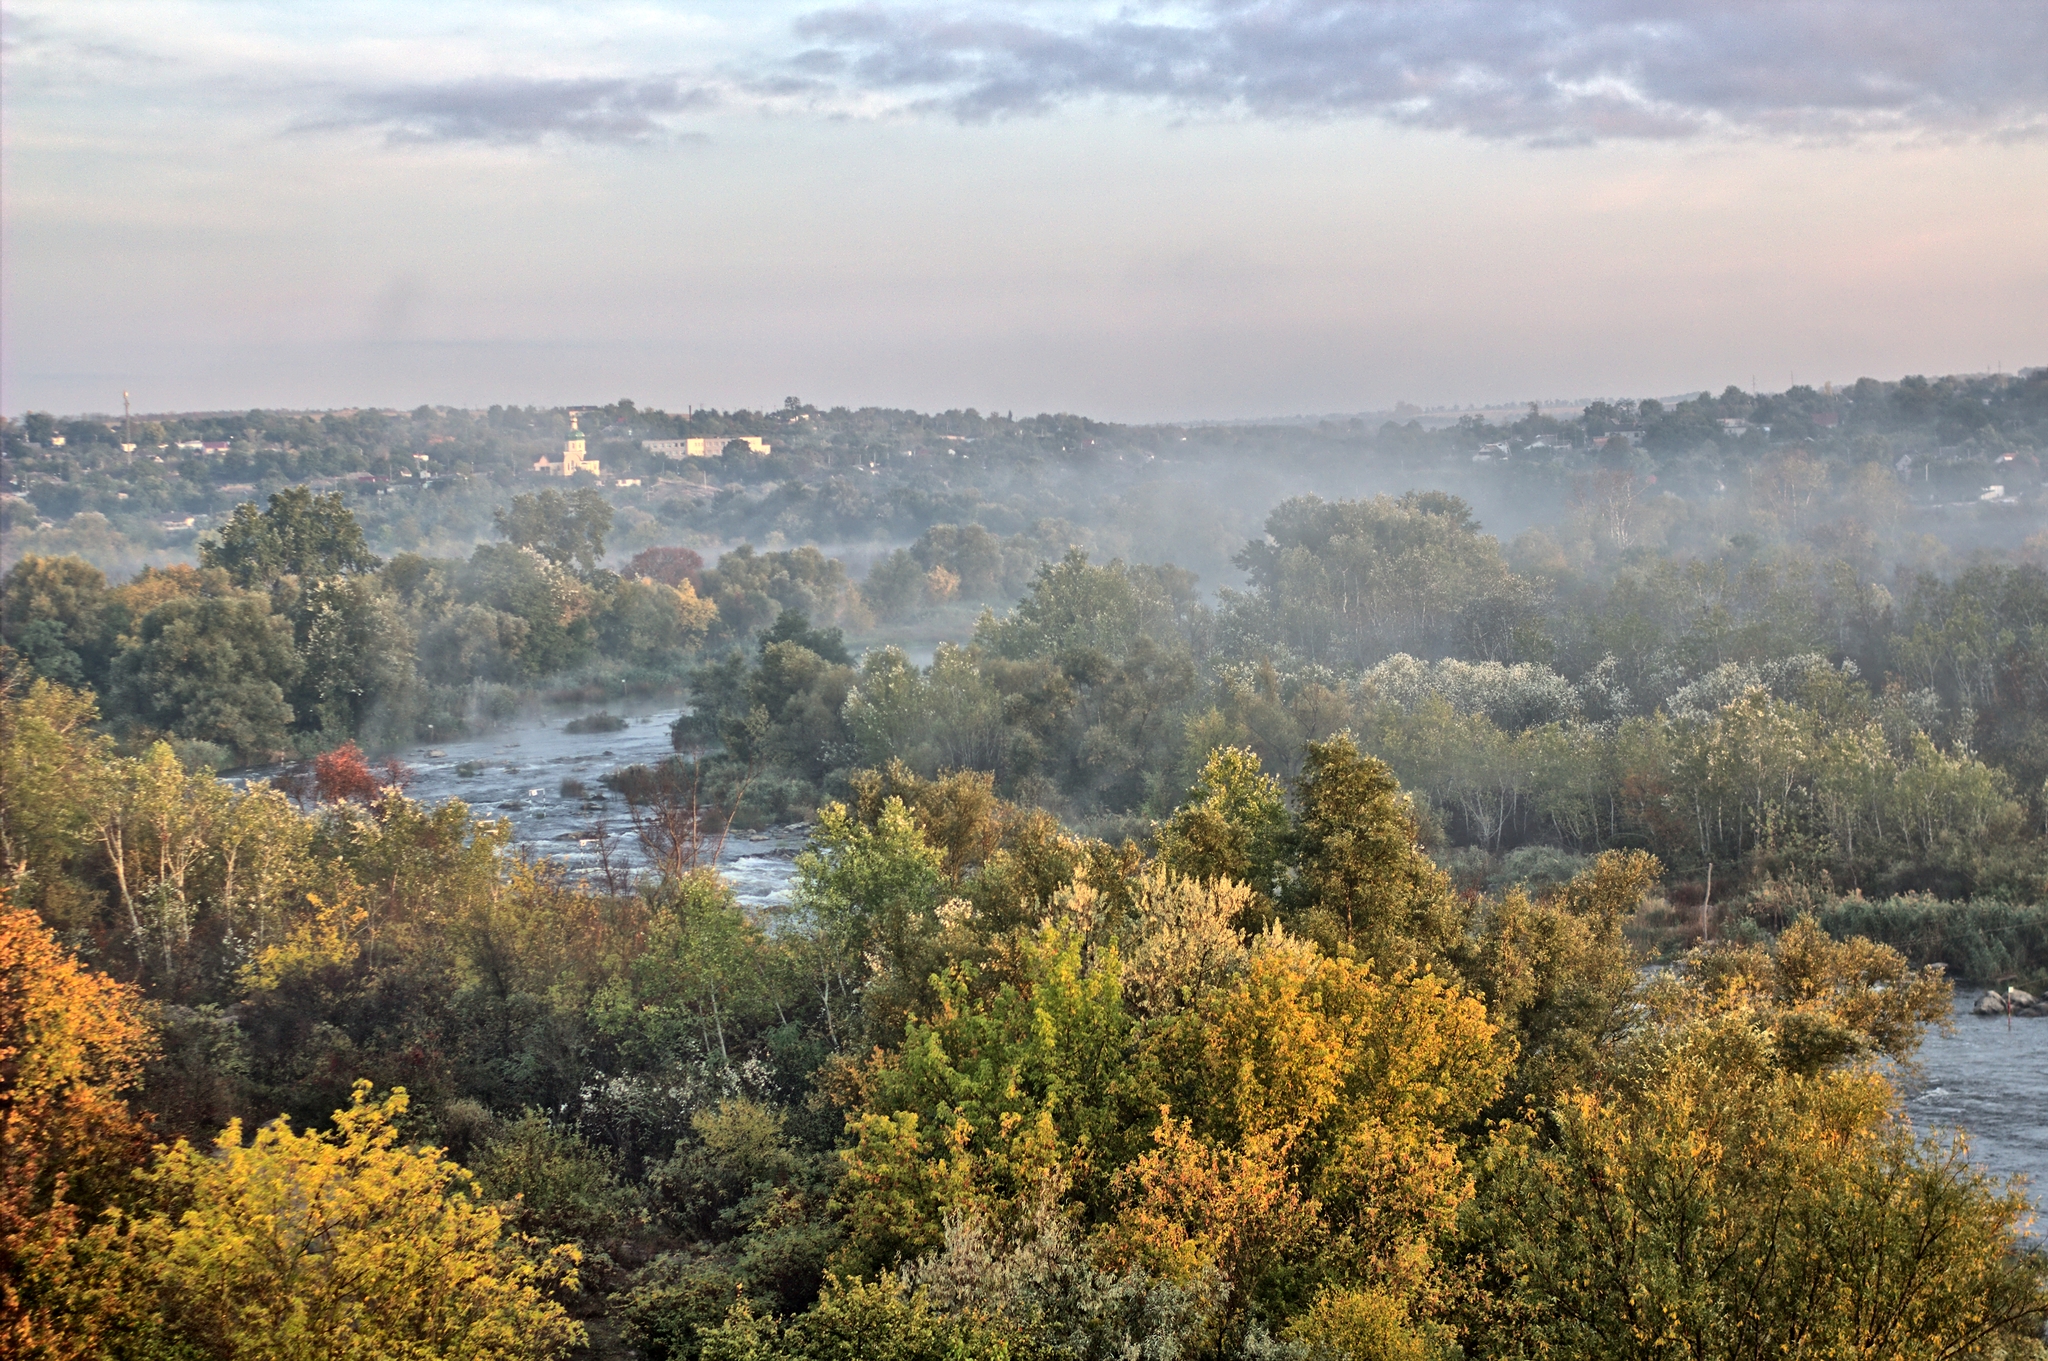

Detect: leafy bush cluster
[4,672,2043,1358]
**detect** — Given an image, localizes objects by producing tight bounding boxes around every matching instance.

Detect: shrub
[614,1256,742,1361]
[471,1111,643,1246]
[1818,895,2048,990]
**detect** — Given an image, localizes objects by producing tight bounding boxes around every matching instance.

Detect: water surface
[1901,998,2047,1228]
[394,702,804,910]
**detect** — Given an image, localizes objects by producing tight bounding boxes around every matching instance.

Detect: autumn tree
[312,741,382,804]
[95,1082,585,1361]
[0,893,154,1360]
[1466,1014,2048,1358]
[628,545,705,589]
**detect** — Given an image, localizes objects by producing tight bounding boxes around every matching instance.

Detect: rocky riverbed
[391,702,806,911]
[1970,986,2048,1019]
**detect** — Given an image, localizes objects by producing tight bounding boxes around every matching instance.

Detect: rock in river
[1974,990,2009,1017]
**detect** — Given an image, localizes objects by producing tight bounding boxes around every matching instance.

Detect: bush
[1488,845,1591,897]
[471,1111,644,1246]
[647,1099,799,1237]
[614,1256,743,1361]
[168,738,233,773]
[566,711,629,734]
[1818,895,2048,991]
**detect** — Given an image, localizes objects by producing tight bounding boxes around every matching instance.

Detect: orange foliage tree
[0,891,155,1358]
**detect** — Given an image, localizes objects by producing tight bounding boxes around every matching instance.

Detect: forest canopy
[3,369,2048,1354]
[2,680,2043,1356]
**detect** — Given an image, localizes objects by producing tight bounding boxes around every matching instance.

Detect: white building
[643,436,771,458]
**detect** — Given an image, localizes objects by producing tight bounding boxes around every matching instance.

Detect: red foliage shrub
[313,742,381,803]
[627,545,704,590]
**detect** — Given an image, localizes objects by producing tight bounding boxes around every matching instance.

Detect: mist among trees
[4,368,2047,1357]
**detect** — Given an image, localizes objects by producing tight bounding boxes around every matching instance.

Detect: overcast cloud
[323,77,718,146]
[3,2,2043,418]
[790,0,2048,141]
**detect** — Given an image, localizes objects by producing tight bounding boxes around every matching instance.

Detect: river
[393,705,2041,1220]
[393,700,806,911]
[1902,1000,2048,1222]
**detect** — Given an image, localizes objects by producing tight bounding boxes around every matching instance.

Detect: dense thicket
[2,677,2042,1358]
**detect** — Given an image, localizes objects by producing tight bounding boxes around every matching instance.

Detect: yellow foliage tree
[1134,928,1508,1336]
[1470,1012,2048,1358]
[96,1081,585,1361]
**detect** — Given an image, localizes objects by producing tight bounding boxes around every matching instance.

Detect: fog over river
[392,705,2041,1221]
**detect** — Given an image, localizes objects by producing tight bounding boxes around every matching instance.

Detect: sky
[4,0,2046,423]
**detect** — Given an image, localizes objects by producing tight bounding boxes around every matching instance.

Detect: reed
[1818,895,2048,988]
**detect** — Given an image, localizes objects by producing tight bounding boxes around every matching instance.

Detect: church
[532,412,601,477]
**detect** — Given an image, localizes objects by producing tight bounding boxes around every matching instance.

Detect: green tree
[0,680,122,933]
[1156,746,1290,917]
[455,545,595,678]
[793,799,945,1045]
[699,1275,1005,1361]
[287,574,419,742]
[201,488,381,589]
[597,577,717,667]
[1225,493,1536,668]
[701,547,850,642]
[108,593,300,761]
[1463,850,1659,1114]
[1,557,112,688]
[1286,733,1466,971]
[836,919,1134,1274]
[975,548,1188,664]
[494,487,613,574]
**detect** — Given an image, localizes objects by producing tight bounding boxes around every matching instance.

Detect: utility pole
[122,391,135,452]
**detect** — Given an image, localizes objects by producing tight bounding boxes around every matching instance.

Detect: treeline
[9,471,2047,919]
[682,491,2048,912]
[9,368,2042,598]
[3,488,737,762]
[4,673,2044,1357]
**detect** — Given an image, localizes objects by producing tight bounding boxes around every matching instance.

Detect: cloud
[788,0,2048,142]
[317,74,717,145]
